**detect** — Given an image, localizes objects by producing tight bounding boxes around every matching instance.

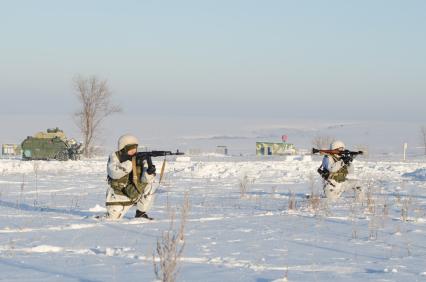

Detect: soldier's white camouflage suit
[105,152,156,220]
[322,155,359,200]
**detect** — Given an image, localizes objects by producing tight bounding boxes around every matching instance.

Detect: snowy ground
[1,155,426,281]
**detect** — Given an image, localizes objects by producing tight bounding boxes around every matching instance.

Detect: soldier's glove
[147,165,156,175]
[119,151,132,163]
[341,155,353,165]
[317,168,330,179]
[119,153,132,163]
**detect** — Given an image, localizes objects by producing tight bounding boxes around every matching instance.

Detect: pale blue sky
[1,0,425,121]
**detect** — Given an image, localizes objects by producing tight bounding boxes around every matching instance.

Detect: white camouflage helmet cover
[330,140,345,150]
[118,134,139,151]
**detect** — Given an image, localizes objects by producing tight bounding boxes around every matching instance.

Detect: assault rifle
[135,150,184,175]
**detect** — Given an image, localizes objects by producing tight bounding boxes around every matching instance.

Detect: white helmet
[118,134,139,151]
[330,140,345,150]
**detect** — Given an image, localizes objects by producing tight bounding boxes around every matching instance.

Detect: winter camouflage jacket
[107,152,133,181]
[321,155,349,183]
[107,150,155,198]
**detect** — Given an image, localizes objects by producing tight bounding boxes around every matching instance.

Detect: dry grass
[179,192,190,241]
[368,215,380,240]
[400,196,412,222]
[239,174,249,198]
[32,162,40,206]
[421,125,426,155]
[153,192,190,282]
[17,173,25,208]
[365,183,376,214]
[288,190,297,211]
[306,174,321,213]
[349,197,362,240]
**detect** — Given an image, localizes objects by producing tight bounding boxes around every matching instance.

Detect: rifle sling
[159,159,166,184]
[132,156,138,185]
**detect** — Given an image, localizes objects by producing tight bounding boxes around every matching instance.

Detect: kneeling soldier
[105,134,156,220]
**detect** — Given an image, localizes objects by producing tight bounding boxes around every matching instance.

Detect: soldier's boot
[135,210,153,220]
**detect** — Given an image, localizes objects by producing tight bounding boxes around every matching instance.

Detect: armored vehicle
[21,128,83,161]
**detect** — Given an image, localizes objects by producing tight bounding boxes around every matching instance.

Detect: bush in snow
[153,192,190,282]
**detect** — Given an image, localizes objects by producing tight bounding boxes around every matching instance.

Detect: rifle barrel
[136,150,184,158]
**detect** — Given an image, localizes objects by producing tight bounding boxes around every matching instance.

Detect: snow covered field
[1,156,426,281]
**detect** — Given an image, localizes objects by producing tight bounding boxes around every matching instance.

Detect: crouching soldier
[315,140,363,200]
[105,134,157,220]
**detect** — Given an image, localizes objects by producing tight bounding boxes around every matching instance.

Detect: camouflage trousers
[105,174,156,220]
